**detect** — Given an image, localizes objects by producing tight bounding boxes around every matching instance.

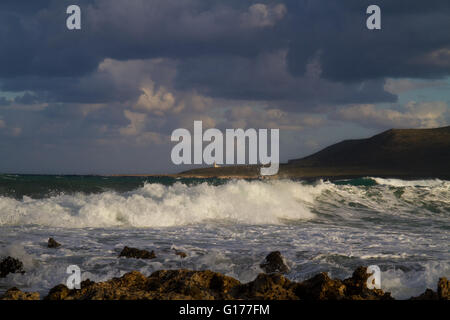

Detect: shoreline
[1,266,448,301]
[1,249,448,301]
[3,170,450,181]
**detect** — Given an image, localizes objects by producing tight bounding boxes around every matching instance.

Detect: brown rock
[0,256,25,278]
[294,267,393,301]
[410,288,438,300]
[148,269,241,299]
[343,266,393,300]
[233,273,298,300]
[45,271,153,300]
[437,277,449,300]
[44,284,72,300]
[41,266,400,300]
[45,269,241,300]
[48,237,61,248]
[118,246,156,259]
[0,287,39,300]
[295,272,346,300]
[260,251,290,274]
[411,277,450,300]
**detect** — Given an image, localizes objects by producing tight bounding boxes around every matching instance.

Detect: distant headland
[109,126,450,180]
[169,126,450,180]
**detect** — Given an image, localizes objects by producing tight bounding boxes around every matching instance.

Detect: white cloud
[119,109,166,145]
[241,3,287,28]
[384,78,446,94]
[134,85,178,115]
[119,110,148,136]
[179,114,217,130]
[334,101,450,129]
[416,47,450,67]
[226,105,325,131]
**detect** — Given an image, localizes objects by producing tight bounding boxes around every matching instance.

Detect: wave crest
[0,180,319,228]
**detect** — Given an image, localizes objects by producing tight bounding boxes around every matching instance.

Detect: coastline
[105,126,450,180]
[0,176,448,301]
[106,170,450,181]
[1,253,448,300]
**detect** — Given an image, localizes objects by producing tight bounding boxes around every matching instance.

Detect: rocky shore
[1,248,449,301]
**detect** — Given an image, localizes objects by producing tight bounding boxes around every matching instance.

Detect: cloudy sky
[0,0,449,174]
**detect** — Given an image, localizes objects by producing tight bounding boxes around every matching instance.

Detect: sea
[0,174,449,299]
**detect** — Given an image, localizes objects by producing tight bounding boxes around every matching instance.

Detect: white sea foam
[0,244,37,270]
[373,177,446,187]
[0,178,448,299]
[0,180,323,228]
[0,178,449,228]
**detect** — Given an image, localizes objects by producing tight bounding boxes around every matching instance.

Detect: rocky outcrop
[233,273,298,300]
[294,267,392,300]
[295,272,346,300]
[0,287,39,300]
[48,237,61,248]
[260,251,290,274]
[118,246,156,259]
[43,266,395,300]
[342,266,393,300]
[411,277,450,300]
[0,256,25,278]
[45,270,240,300]
[410,289,438,300]
[437,277,449,300]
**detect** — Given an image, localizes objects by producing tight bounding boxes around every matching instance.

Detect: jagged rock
[233,273,298,300]
[437,277,449,300]
[260,251,290,274]
[410,289,438,300]
[118,246,156,259]
[411,277,450,300]
[0,256,25,278]
[45,270,241,300]
[343,266,393,300]
[295,272,346,300]
[42,266,396,300]
[148,269,241,299]
[48,237,61,248]
[294,267,392,301]
[0,287,40,300]
[45,284,72,300]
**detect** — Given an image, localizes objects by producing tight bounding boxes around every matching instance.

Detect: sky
[0,0,449,174]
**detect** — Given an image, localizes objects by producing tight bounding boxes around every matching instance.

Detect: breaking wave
[0,180,321,228]
[0,178,449,228]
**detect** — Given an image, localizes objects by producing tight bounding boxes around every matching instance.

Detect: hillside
[178,126,450,179]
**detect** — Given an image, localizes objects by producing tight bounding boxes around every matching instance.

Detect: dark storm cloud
[0,0,285,77]
[0,0,449,174]
[0,97,12,106]
[13,92,42,105]
[0,0,291,107]
[1,0,447,109]
[0,0,101,78]
[286,0,450,82]
[2,74,141,104]
[174,51,396,109]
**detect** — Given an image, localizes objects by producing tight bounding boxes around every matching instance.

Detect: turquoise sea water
[0,175,449,299]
